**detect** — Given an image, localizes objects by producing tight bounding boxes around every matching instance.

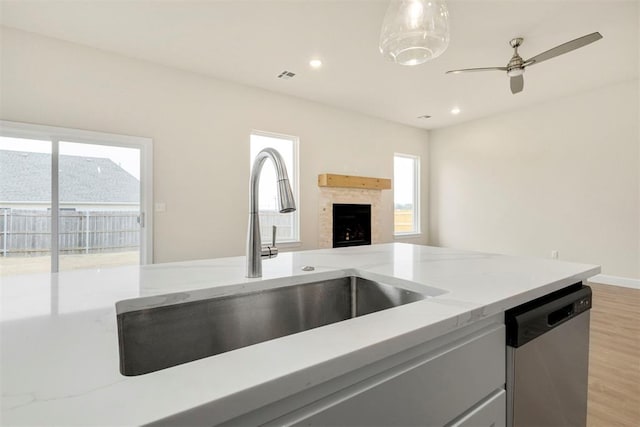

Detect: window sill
[394,233,422,239]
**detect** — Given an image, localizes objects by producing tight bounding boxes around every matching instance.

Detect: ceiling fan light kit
[379,0,450,66]
[446,32,603,94]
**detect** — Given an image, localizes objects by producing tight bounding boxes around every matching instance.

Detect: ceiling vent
[277,70,296,79]
[417,115,431,119]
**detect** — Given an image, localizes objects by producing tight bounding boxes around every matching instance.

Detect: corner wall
[429,80,640,280]
[0,27,429,263]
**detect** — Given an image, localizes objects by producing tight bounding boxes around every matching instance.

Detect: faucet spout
[247,148,296,278]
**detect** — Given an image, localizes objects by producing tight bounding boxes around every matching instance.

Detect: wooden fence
[394,209,415,233]
[0,209,140,257]
[259,211,295,241]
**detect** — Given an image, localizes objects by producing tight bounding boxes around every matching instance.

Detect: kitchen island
[1,243,599,426]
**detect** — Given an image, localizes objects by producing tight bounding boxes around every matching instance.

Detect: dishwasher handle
[506,285,592,347]
[547,302,575,326]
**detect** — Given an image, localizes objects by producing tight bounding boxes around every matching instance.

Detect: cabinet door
[268,326,505,426]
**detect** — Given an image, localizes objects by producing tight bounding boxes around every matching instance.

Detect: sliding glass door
[0,136,52,275]
[0,121,152,275]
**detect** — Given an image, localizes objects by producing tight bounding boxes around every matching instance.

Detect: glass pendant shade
[379,0,450,66]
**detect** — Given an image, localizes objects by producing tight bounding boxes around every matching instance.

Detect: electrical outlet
[551,250,559,259]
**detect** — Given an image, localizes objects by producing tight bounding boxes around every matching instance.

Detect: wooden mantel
[318,173,391,190]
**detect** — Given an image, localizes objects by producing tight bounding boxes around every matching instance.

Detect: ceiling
[1,0,638,129]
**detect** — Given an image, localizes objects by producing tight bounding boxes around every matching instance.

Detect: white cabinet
[223,321,506,426]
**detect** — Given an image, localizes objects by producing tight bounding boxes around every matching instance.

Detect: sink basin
[117,276,428,376]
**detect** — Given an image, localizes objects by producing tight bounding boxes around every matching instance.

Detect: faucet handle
[269,225,279,258]
[261,225,279,259]
[272,225,277,248]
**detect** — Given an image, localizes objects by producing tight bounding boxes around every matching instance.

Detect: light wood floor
[587,282,640,426]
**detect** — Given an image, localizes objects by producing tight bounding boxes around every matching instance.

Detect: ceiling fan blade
[524,32,603,66]
[510,75,524,94]
[446,67,507,74]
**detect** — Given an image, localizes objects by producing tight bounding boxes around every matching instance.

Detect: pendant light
[379,0,450,66]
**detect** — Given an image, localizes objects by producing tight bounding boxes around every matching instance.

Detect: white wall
[429,80,640,279]
[0,27,429,263]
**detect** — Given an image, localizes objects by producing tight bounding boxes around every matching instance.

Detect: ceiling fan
[446,32,603,94]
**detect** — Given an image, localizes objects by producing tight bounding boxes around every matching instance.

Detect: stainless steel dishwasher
[505,283,592,427]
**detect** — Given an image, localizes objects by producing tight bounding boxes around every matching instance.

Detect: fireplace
[332,204,371,248]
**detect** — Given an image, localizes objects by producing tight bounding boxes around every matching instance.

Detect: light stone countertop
[0,243,599,426]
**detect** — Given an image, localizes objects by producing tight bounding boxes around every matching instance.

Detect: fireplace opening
[333,204,371,248]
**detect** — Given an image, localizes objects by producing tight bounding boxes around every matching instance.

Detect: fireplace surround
[318,186,383,249]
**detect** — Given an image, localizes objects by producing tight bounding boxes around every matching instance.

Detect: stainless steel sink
[117,276,428,376]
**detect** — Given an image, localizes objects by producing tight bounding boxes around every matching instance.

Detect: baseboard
[588,274,640,290]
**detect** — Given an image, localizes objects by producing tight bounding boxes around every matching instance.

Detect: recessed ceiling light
[451,107,461,115]
[309,59,322,69]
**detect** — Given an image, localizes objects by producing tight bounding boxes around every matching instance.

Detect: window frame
[0,120,153,271]
[393,152,421,237]
[250,129,300,246]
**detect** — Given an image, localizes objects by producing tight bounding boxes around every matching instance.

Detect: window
[250,131,299,244]
[394,153,420,235]
[0,120,153,276]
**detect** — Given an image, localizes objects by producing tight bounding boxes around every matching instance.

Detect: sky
[0,136,141,179]
[394,155,416,205]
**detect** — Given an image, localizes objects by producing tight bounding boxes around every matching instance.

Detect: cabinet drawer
[271,325,505,426]
[448,389,506,427]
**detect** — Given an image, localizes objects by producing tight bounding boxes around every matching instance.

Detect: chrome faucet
[247,147,296,278]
